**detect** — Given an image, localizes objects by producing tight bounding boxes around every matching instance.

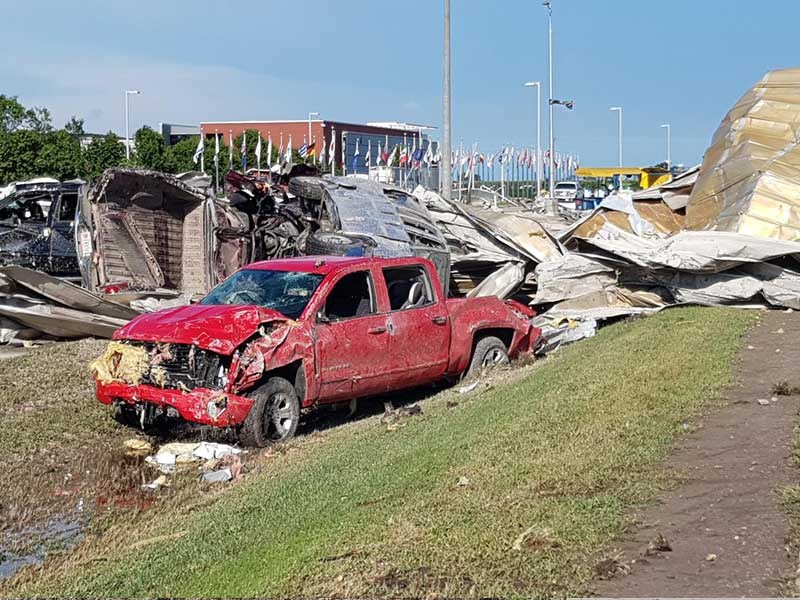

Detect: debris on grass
[457,381,480,395]
[512,525,560,552]
[594,551,630,579]
[645,532,672,555]
[772,381,800,396]
[122,438,152,456]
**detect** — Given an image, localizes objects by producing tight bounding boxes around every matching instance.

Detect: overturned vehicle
[0,178,82,277]
[76,168,450,295]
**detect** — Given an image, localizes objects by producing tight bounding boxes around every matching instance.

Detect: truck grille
[124,341,227,391]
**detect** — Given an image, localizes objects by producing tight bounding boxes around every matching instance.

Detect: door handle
[432,316,448,325]
[368,326,387,334]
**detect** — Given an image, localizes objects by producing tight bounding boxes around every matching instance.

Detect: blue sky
[1,0,797,166]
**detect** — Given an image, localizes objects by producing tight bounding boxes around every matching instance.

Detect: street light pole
[442,0,452,200]
[610,106,623,167]
[524,81,542,199]
[124,90,141,161]
[308,112,320,148]
[544,1,557,215]
[660,123,671,171]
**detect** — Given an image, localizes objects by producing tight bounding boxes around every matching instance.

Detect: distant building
[200,119,434,174]
[159,123,200,146]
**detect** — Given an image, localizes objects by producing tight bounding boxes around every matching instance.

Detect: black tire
[288,176,323,201]
[113,403,139,428]
[239,377,301,447]
[305,230,370,257]
[465,335,509,379]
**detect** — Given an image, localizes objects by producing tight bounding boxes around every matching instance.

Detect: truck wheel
[239,377,300,447]
[288,176,323,201]
[466,336,509,379]
[305,230,370,257]
[113,402,139,428]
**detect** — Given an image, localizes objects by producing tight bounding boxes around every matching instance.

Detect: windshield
[200,269,324,319]
[555,183,576,190]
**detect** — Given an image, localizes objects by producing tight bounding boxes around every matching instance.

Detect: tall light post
[124,90,141,161]
[524,81,542,199]
[544,0,558,215]
[610,106,623,167]
[442,0,452,200]
[660,123,671,171]
[308,112,320,148]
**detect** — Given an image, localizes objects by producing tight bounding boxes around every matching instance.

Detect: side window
[324,271,376,320]
[383,266,434,311]
[58,193,78,222]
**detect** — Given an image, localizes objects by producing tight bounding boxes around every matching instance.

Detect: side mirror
[316,311,330,324]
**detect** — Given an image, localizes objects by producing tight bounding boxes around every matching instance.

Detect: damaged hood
[114,304,291,355]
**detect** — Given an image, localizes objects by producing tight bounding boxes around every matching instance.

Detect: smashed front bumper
[96,380,254,427]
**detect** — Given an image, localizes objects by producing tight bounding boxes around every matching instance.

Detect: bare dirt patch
[593,309,800,597]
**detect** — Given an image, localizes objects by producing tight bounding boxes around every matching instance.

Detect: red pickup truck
[93,256,539,446]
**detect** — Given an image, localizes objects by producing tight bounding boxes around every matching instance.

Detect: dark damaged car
[0,178,82,277]
[91,256,539,445]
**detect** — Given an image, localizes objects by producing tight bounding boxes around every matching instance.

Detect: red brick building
[200,119,431,174]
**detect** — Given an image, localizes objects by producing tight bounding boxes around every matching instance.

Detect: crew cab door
[380,264,450,385]
[46,189,78,274]
[313,269,391,401]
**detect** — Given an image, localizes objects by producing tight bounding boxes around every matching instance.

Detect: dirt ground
[593,309,800,597]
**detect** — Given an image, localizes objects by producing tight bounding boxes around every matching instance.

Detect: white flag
[267,135,272,167]
[365,140,371,168]
[228,131,233,168]
[214,133,219,163]
[193,134,204,164]
[285,135,292,164]
[328,133,335,166]
[255,133,262,170]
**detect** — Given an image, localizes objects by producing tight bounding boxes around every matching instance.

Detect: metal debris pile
[3,67,800,353]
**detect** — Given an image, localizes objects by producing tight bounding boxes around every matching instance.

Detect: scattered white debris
[457,382,480,394]
[757,398,770,406]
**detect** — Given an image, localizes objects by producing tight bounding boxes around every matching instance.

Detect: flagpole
[214,130,220,195]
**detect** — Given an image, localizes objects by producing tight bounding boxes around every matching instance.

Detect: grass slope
[4,307,755,598]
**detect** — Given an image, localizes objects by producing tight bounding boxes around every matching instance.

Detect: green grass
[0,338,116,455]
[2,307,755,598]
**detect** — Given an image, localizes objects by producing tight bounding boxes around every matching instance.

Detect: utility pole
[544,1,557,215]
[442,0,452,200]
[661,123,671,171]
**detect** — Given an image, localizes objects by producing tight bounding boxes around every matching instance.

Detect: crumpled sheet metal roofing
[687,67,800,239]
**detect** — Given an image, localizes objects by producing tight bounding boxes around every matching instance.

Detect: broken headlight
[215,364,229,389]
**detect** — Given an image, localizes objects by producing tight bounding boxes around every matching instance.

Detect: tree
[0,95,53,134]
[0,129,45,182]
[64,116,85,137]
[34,129,84,180]
[83,132,125,181]
[26,106,53,134]
[134,126,165,170]
[163,136,198,174]
[0,95,29,133]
